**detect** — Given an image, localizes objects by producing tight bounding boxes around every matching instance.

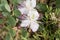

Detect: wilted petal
[30,22,39,32]
[18,14,27,20]
[21,20,30,27]
[18,1,25,8]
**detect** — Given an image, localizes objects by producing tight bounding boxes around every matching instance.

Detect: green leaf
[21,28,27,37]
[2,12,10,17]
[0,0,9,11]
[11,0,17,5]
[36,3,47,12]
[13,9,21,17]
[0,19,4,24]
[0,0,11,12]
[55,29,60,39]
[7,16,16,27]
[5,3,11,12]
[0,4,3,11]
[55,9,60,17]
[56,0,60,8]
[10,0,22,5]
[38,24,45,32]
[5,34,11,40]
[0,4,6,11]
[1,0,7,4]
[56,38,59,40]
[9,28,16,37]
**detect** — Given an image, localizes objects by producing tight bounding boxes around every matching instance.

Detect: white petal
[28,9,39,20]
[30,22,39,32]
[21,20,30,27]
[25,0,31,8]
[31,0,36,8]
[25,0,36,8]
[18,7,28,14]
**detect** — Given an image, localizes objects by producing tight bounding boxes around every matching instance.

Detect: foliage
[0,0,60,40]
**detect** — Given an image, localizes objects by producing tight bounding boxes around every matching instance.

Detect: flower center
[31,14,35,19]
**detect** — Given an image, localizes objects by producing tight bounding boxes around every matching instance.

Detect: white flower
[20,10,39,32]
[18,0,39,32]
